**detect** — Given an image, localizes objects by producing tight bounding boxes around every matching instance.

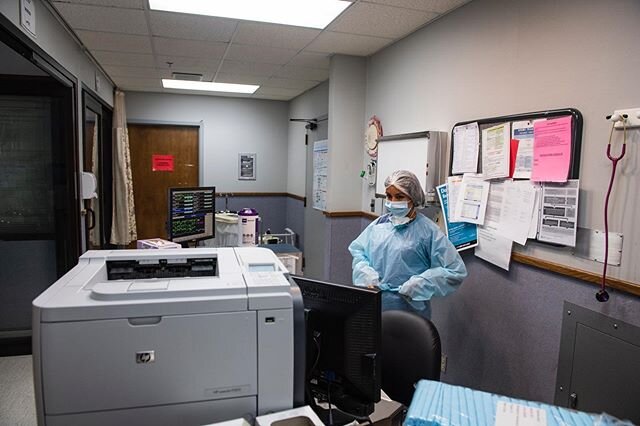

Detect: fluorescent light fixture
[149,0,351,29]
[162,79,259,94]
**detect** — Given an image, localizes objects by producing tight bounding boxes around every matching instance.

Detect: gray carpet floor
[0,355,36,426]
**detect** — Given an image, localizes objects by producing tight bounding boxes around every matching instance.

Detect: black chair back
[381,310,441,406]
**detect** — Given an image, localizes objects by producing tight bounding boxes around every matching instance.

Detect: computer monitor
[167,186,215,243]
[292,276,381,423]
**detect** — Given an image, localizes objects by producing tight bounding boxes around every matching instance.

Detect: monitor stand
[309,401,370,426]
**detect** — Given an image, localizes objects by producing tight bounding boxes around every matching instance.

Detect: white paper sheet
[497,180,536,246]
[494,401,547,426]
[475,226,513,271]
[538,180,579,246]
[452,122,480,174]
[447,175,464,222]
[528,183,542,239]
[482,123,510,180]
[511,120,534,179]
[312,139,328,211]
[454,173,490,225]
[474,181,513,271]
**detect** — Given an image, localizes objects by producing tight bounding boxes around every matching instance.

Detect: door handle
[86,207,96,230]
[569,392,578,409]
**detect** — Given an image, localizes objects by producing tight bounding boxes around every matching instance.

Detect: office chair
[381,310,442,407]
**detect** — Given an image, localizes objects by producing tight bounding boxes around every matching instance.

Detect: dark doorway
[0,28,79,356]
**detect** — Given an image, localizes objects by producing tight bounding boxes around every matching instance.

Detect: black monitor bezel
[292,275,382,417]
[167,186,216,243]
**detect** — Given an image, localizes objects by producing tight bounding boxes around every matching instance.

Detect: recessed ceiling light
[162,79,259,94]
[149,0,351,29]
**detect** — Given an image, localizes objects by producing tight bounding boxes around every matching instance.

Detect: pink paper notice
[531,116,572,182]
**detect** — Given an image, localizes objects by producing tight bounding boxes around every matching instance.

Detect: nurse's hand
[401,293,428,311]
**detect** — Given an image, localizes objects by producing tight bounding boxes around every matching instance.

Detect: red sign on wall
[152,154,174,172]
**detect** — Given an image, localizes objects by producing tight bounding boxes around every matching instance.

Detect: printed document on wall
[447,175,464,222]
[538,180,579,246]
[474,181,512,270]
[452,122,479,174]
[453,173,490,225]
[497,180,536,246]
[511,120,534,179]
[437,184,478,251]
[312,139,328,211]
[528,183,542,239]
[481,123,510,179]
[531,116,572,182]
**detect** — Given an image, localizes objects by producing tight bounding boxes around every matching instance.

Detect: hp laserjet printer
[32,247,305,426]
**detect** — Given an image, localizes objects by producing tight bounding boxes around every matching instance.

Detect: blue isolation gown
[348,213,467,319]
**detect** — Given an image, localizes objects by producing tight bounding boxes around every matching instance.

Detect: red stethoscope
[598,114,627,302]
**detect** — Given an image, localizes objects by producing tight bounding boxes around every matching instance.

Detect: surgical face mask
[385,200,410,218]
[389,215,411,226]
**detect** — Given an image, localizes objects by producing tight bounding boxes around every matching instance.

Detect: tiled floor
[0,355,36,426]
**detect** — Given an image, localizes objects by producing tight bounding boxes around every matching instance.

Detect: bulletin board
[449,108,640,297]
[449,108,583,179]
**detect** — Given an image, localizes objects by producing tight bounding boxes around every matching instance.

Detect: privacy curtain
[89,120,100,246]
[110,90,137,245]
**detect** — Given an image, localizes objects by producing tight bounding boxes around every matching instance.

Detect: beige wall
[365,0,640,283]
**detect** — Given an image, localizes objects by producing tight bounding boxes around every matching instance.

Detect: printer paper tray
[44,396,257,426]
[41,311,258,415]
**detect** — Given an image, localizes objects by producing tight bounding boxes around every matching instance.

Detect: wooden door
[128,124,199,241]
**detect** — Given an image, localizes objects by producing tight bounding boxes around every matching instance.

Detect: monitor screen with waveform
[168,187,215,243]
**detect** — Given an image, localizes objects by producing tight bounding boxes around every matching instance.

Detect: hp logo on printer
[136,351,155,364]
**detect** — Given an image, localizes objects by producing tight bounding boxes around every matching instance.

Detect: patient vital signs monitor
[168,186,215,243]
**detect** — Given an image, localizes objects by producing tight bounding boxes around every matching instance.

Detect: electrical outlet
[612,108,640,129]
[440,354,447,373]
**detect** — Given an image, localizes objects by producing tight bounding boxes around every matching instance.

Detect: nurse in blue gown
[348,170,467,319]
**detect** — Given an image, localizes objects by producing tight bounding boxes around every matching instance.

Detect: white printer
[32,247,305,426]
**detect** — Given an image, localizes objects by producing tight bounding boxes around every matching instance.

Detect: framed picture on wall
[238,153,257,180]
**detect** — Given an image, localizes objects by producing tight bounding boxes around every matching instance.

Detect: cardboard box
[136,238,182,249]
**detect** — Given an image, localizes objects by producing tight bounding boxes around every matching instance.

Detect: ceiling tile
[362,0,470,14]
[225,44,298,65]
[328,2,437,39]
[305,32,392,56]
[234,22,321,50]
[287,52,331,70]
[156,56,220,72]
[254,87,304,98]
[252,94,293,101]
[113,76,163,90]
[148,11,237,42]
[153,37,227,59]
[103,65,167,78]
[53,0,144,8]
[274,65,329,81]
[218,60,281,77]
[52,3,148,34]
[75,30,152,54]
[93,50,155,67]
[214,73,268,86]
[264,78,320,90]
